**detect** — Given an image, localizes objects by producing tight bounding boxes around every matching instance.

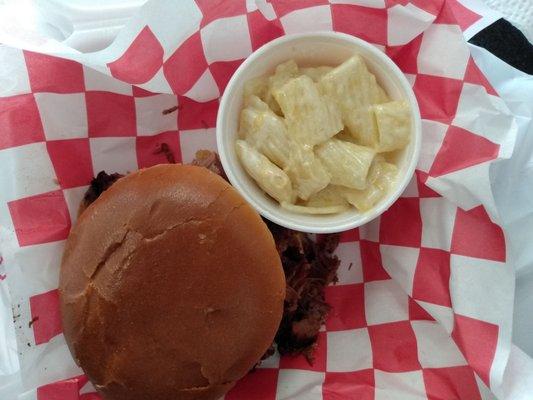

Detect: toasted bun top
[59,164,285,400]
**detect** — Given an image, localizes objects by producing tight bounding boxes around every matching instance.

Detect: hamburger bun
[59,164,286,400]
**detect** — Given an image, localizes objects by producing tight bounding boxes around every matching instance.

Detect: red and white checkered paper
[0,0,520,399]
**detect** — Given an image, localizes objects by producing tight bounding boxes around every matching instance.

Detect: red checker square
[195,0,247,27]
[413,74,463,124]
[8,190,71,247]
[451,205,505,262]
[47,139,94,189]
[37,380,78,400]
[29,289,62,345]
[464,58,498,96]
[247,10,284,50]
[226,368,278,400]
[24,51,84,93]
[108,27,164,84]
[323,369,374,400]
[177,96,219,130]
[86,91,136,137]
[416,171,441,198]
[332,5,387,45]
[409,298,434,322]
[432,1,459,24]
[136,131,182,168]
[446,1,482,31]
[412,248,451,307]
[429,125,500,177]
[280,332,327,372]
[423,366,481,400]
[163,32,208,95]
[270,0,329,18]
[339,228,359,243]
[0,94,45,150]
[385,0,443,16]
[132,86,156,97]
[325,284,366,331]
[385,35,423,75]
[37,375,88,400]
[359,240,390,282]
[368,321,421,372]
[209,59,245,93]
[379,198,422,248]
[452,314,498,387]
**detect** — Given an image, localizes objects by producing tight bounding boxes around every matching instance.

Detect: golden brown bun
[59,164,285,400]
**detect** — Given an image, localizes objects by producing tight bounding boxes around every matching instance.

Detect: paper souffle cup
[216,32,422,234]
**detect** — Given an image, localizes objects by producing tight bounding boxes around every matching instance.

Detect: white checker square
[411,320,467,368]
[138,67,174,94]
[80,380,96,395]
[450,254,511,325]
[14,241,65,297]
[90,137,138,175]
[135,94,178,136]
[276,370,324,400]
[201,15,253,64]
[329,0,385,7]
[0,142,59,203]
[16,388,37,400]
[327,329,372,372]
[426,162,498,221]
[258,349,280,369]
[404,73,416,87]
[335,242,363,285]
[22,333,83,390]
[253,0,277,20]
[0,203,15,233]
[35,93,88,140]
[246,0,258,12]
[380,245,419,296]
[452,83,515,154]
[387,3,434,46]
[280,5,333,35]
[417,24,470,80]
[359,218,380,241]
[147,0,202,56]
[83,65,132,95]
[364,279,409,325]
[63,186,89,225]
[184,69,220,102]
[416,300,454,334]
[401,174,419,198]
[475,374,498,400]
[418,119,448,173]
[374,370,426,400]
[420,197,456,251]
[179,128,218,163]
[0,46,31,96]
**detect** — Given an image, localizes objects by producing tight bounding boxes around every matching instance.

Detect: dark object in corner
[470,18,533,75]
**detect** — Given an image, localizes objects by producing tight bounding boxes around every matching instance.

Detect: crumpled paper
[0,0,529,399]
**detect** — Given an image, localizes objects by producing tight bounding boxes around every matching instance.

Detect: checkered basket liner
[0,1,518,399]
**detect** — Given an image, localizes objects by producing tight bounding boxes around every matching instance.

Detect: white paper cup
[217,32,421,233]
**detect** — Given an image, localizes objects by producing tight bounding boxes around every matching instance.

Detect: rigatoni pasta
[235,56,411,215]
[273,75,343,146]
[235,140,294,204]
[315,138,376,190]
